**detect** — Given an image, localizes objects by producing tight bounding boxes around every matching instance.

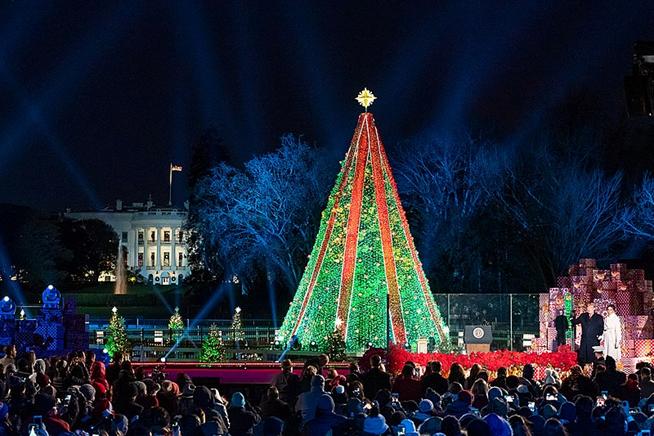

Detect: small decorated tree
[325,329,347,361]
[231,306,245,347]
[200,323,225,362]
[105,306,130,358]
[168,306,184,340]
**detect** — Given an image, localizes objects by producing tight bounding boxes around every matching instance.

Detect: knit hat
[363,414,389,435]
[400,418,419,436]
[484,413,512,436]
[419,399,434,413]
[543,404,558,419]
[317,394,334,411]
[79,384,96,402]
[92,381,107,397]
[36,373,50,388]
[231,391,246,408]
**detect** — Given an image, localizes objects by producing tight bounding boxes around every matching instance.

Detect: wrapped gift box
[634,339,654,356]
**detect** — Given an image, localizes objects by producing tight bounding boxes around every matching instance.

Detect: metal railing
[88,293,543,359]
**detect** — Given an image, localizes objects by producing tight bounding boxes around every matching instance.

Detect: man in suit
[571,303,604,365]
[554,310,569,348]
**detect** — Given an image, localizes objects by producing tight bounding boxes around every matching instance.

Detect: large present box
[634,339,654,356]
[616,292,631,305]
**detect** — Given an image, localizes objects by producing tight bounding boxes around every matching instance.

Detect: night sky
[1,1,653,211]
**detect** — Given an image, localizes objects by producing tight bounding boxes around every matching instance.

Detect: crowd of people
[1,345,654,435]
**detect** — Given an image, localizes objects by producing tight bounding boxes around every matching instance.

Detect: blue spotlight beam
[0,3,143,171]
[164,282,231,358]
[0,66,102,209]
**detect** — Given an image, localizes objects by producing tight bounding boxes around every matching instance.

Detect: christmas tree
[278,89,449,352]
[168,307,184,340]
[325,329,347,361]
[105,306,130,358]
[231,306,245,347]
[200,323,225,362]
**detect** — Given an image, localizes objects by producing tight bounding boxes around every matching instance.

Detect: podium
[464,325,492,353]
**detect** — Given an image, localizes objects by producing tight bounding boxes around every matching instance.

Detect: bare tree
[621,174,654,240]
[494,145,625,285]
[394,138,508,291]
[191,135,332,291]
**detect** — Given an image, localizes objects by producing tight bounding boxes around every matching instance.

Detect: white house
[66,198,191,285]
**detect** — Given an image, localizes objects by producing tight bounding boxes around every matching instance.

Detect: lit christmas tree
[278,89,449,352]
[105,306,130,358]
[200,323,225,362]
[231,306,245,346]
[168,306,184,340]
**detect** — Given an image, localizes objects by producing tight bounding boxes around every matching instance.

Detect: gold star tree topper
[356,88,376,111]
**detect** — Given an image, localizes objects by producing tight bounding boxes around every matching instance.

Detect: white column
[156,226,161,270]
[143,228,149,269]
[171,227,177,271]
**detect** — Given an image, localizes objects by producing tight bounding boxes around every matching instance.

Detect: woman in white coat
[603,304,622,361]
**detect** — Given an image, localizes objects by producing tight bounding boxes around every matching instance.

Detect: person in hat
[177,383,196,416]
[413,399,435,424]
[271,359,300,404]
[572,303,604,365]
[228,391,261,436]
[399,418,419,436]
[33,392,72,435]
[304,394,349,435]
[295,375,327,424]
[362,403,390,435]
[156,380,180,417]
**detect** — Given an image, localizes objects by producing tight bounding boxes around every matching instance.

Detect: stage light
[112,306,118,314]
[235,306,242,313]
[2,296,8,302]
[102,348,108,354]
[160,357,166,363]
[367,342,373,348]
[47,285,53,290]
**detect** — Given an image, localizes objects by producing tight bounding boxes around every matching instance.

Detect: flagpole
[168,163,173,206]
